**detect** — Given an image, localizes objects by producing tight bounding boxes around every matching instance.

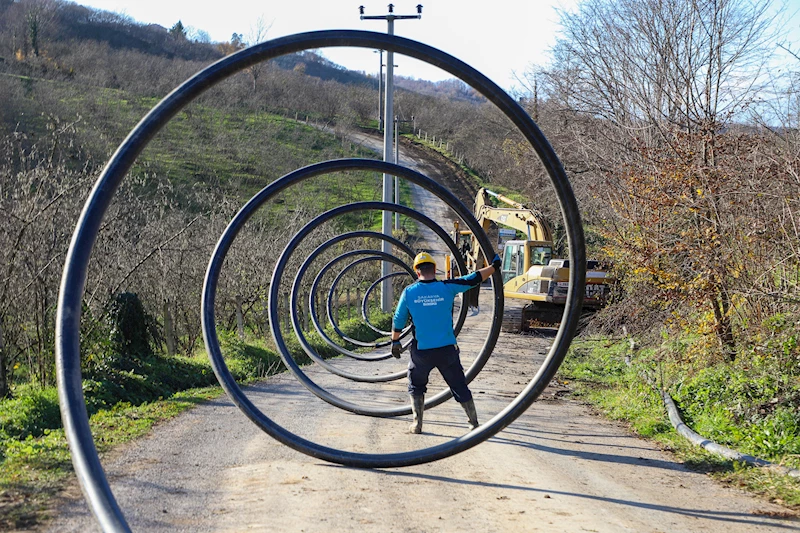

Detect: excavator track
[502,301,564,333]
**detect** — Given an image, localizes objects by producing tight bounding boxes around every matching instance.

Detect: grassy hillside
[0,40,406,532]
[2,72,378,193]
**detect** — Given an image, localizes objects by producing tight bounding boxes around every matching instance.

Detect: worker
[391,251,501,434]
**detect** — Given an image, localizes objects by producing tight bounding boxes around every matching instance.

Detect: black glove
[491,253,501,270]
[391,341,402,359]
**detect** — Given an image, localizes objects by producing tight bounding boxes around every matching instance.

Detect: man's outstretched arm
[477,253,502,282]
[447,253,502,289]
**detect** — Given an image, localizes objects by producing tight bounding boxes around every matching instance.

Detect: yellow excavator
[451,188,611,332]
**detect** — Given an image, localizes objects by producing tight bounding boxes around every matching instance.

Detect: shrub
[0,386,61,440]
[741,406,800,458]
[104,292,161,366]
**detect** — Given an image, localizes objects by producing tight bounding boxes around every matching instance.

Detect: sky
[72,0,582,90]
[73,0,800,93]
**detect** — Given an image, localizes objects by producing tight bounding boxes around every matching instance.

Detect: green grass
[0,311,395,528]
[559,336,800,508]
[0,386,222,530]
[3,74,382,205]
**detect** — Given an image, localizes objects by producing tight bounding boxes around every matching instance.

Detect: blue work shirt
[392,272,482,350]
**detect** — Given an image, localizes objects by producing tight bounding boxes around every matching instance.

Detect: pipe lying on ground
[661,390,800,478]
[624,330,800,478]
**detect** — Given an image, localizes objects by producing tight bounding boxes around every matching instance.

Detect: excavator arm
[473,188,553,243]
[455,188,553,272]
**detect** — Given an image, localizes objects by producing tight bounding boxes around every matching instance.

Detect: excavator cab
[502,241,553,283]
[530,246,552,267]
[455,231,472,265]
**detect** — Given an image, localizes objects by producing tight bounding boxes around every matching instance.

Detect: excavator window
[529,245,552,266]
[502,243,520,284]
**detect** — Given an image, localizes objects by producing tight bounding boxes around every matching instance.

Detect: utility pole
[360,3,423,312]
[374,49,384,131]
[395,115,400,230]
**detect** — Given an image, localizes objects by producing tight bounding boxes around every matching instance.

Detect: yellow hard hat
[413,252,436,270]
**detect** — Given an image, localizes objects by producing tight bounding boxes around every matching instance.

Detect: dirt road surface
[47,324,799,532]
[44,131,799,532]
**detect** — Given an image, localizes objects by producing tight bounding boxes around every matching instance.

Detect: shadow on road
[488,435,686,472]
[323,466,800,530]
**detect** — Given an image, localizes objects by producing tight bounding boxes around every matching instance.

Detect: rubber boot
[462,399,479,430]
[409,395,425,434]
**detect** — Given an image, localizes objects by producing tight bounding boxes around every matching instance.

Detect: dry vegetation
[0,0,799,520]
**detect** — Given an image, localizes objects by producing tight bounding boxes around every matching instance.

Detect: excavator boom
[474,189,553,243]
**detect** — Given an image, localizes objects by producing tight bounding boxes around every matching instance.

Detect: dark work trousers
[407,341,472,403]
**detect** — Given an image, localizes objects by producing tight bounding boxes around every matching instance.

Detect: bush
[741,406,800,458]
[148,355,218,391]
[82,371,168,410]
[78,292,220,409]
[0,386,61,440]
[102,292,161,369]
[219,332,286,381]
[665,330,800,461]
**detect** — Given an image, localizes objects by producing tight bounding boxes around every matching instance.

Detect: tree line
[1,0,798,399]
[504,0,799,369]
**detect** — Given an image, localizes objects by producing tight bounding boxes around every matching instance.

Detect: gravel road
[42,130,799,532]
[47,323,799,532]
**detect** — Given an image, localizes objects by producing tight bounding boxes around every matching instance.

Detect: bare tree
[533,0,788,355]
[245,15,273,92]
[547,0,780,139]
[0,118,92,394]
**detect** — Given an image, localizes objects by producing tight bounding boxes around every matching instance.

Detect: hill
[1,0,438,406]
